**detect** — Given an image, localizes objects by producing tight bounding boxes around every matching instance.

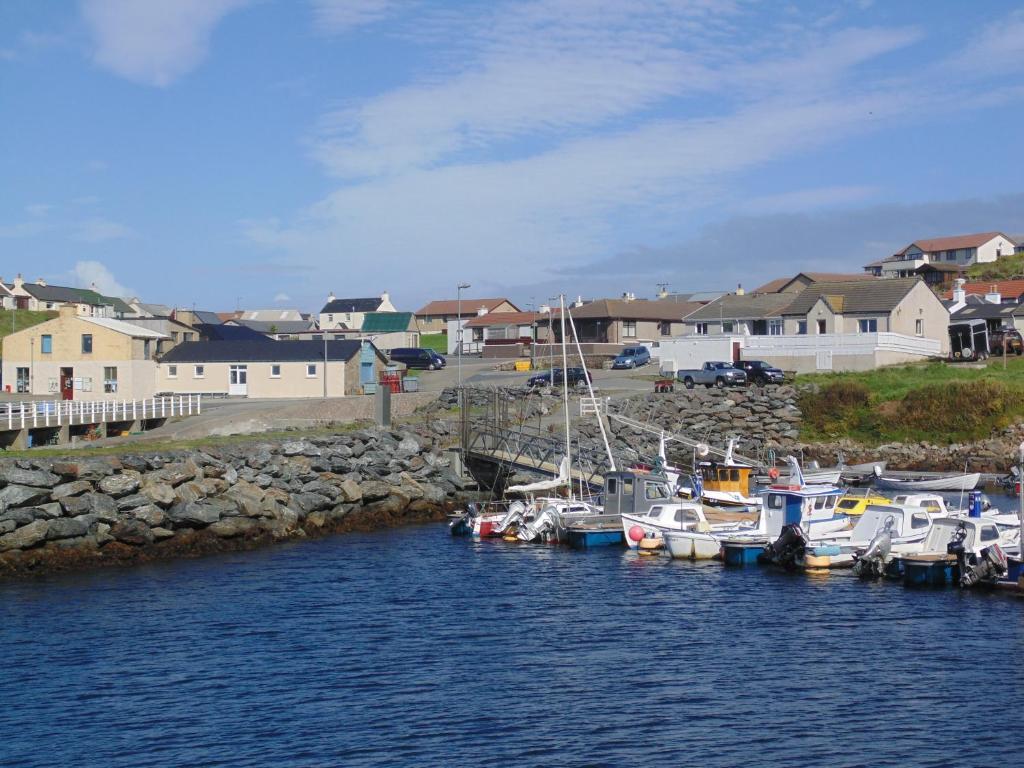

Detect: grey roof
[228,318,316,334]
[685,292,797,322]
[189,310,224,325]
[160,340,367,364]
[321,297,383,314]
[134,302,173,316]
[195,324,270,342]
[948,297,1020,321]
[781,278,923,316]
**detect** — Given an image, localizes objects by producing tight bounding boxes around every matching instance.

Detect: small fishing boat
[891,517,1012,586]
[694,438,761,510]
[613,469,709,549]
[835,488,891,516]
[872,467,981,492]
[795,504,934,572]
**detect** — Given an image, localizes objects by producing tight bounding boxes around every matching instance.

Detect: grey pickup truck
[675,361,748,389]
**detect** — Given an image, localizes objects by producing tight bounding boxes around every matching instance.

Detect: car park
[611,346,651,369]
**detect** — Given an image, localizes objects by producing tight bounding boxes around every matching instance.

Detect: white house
[319,292,396,331]
[874,232,1017,278]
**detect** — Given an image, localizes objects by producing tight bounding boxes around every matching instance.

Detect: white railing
[1,395,202,431]
[741,332,941,357]
[579,396,607,417]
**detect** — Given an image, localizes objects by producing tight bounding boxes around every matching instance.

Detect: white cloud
[80,0,250,86]
[73,217,134,243]
[273,292,291,302]
[311,0,399,34]
[72,260,134,297]
[25,203,53,217]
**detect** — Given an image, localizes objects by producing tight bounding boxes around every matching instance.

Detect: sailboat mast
[560,294,572,501]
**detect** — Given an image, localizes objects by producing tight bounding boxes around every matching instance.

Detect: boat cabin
[602,470,674,518]
[698,461,753,497]
[918,518,1001,555]
[892,494,949,515]
[641,505,707,530]
[761,484,844,538]
[849,505,932,546]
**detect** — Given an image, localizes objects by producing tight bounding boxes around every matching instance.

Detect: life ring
[768,467,780,481]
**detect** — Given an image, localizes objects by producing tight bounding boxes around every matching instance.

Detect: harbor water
[2,520,1022,767]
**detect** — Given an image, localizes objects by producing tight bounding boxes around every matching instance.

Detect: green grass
[797,358,1024,444]
[420,333,448,354]
[966,253,1024,281]
[0,309,57,343]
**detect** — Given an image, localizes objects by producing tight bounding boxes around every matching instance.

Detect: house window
[472,328,484,342]
[659,321,672,336]
[797,321,807,335]
[306,364,317,377]
[168,365,178,378]
[194,365,205,378]
[40,335,52,354]
[103,367,118,393]
[45,302,54,310]
[769,319,783,336]
[143,340,151,358]
[915,319,923,337]
[271,364,281,378]
[722,321,733,333]
[81,334,93,354]
[816,319,826,334]
[858,318,878,333]
[623,321,637,338]
[695,322,708,336]
[327,314,334,323]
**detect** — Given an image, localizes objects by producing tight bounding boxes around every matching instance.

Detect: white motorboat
[873,468,981,492]
[892,517,1014,586]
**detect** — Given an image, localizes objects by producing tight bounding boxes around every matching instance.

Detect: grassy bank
[797,358,1024,444]
[0,309,57,342]
[420,333,447,354]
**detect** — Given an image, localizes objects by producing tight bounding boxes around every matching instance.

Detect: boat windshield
[644,480,671,500]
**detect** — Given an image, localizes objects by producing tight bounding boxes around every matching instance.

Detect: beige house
[5,274,132,317]
[319,292,396,331]
[156,339,387,398]
[415,297,520,334]
[872,232,1018,278]
[1,305,169,400]
[543,297,703,348]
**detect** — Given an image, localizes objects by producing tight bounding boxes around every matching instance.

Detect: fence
[2,395,201,431]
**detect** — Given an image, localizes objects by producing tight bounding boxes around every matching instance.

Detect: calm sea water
[1,519,1022,768]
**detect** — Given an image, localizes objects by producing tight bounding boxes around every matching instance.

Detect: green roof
[361,311,413,333]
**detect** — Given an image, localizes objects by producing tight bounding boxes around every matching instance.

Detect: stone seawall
[0,428,466,578]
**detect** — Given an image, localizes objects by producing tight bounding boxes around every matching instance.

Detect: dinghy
[872,466,981,492]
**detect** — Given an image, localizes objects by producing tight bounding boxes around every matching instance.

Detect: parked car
[611,346,651,369]
[389,348,446,370]
[988,327,1023,356]
[735,359,785,385]
[675,361,747,389]
[527,367,592,388]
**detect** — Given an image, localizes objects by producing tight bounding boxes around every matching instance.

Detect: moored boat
[892,517,1012,586]
[873,468,981,492]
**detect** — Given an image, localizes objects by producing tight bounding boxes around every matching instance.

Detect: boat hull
[899,557,958,586]
[875,473,981,492]
[721,540,766,566]
[567,527,625,549]
[663,531,720,560]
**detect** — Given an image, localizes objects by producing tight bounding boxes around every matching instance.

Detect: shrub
[888,380,1016,439]
[799,381,871,436]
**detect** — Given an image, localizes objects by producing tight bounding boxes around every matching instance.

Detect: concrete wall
[657,336,741,373]
[157,360,350,398]
[886,280,950,354]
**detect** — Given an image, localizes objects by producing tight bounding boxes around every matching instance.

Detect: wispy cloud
[80,0,250,86]
[72,217,134,243]
[742,186,878,215]
[310,0,399,35]
[273,292,291,302]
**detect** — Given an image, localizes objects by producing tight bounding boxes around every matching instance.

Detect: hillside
[966,253,1024,281]
[0,309,57,346]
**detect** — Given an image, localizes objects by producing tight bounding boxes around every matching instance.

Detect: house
[0,279,16,310]
[946,295,1019,335]
[681,292,798,336]
[225,317,318,339]
[942,279,1024,303]
[660,278,948,374]
[872,232,1017,278]
[460,311,542,356]
[751,272,875,295]
[319,292,396,331]
[913,262,966,291]
[360,312,420,351]
[124,316,201,345]
[156,339,387,398]
[1,305,169,399]
[414,297,520,334]
[540,296,704,354]
[5,275,132,318]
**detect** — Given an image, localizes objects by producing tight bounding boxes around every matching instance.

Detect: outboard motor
[517,505,559,543]
[493,501,527,535]
[959,544,1008,588]
[449,502,479,536]
[853,517,894,579]
[758,523,807,569]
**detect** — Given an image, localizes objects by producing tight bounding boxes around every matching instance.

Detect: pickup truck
[675,361,748,389]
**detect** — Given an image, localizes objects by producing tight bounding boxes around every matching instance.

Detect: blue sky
[3,0,1024,313]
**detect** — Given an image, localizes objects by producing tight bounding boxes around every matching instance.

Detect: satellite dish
[696,443,710,457]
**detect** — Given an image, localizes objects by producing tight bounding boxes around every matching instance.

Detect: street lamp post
[457,282,470,387]
[323,332,328,399]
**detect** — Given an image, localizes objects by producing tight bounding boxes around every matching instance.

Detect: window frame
[194,365,205,379]
[622,320,637,338]
[270,364,281,378]
[306,363,317,378]
[167,365,178,379]
[81,334,93,354]
[40,334,52,354]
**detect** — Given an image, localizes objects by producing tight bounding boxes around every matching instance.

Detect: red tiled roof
[464,311,541,328]
[944,280,1024,300]
[900,231,1014,254]
[752,272,875,294]
[415,298,519,316]
[751,277,789,294]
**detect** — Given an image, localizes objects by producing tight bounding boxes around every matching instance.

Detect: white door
[229,365,248,396]
[815,350,833,371]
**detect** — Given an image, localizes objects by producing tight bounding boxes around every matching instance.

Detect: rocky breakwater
[576,386,803,462]
[0,428,467,578]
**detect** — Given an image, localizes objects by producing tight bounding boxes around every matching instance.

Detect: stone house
[1,305,169,399]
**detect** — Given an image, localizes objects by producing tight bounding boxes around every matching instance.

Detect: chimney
[736,283,745,296]
[539,304,551,314]
[380,290,390,305]
[58,304,76,319]
[477,306,488,316]
[13,273,23,291]
[327,291,336,303]
[622,291,635,302]
[35,277,46,286]
[952,278,966,304]
[574,295,584,307]
[985,284,1002,304]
